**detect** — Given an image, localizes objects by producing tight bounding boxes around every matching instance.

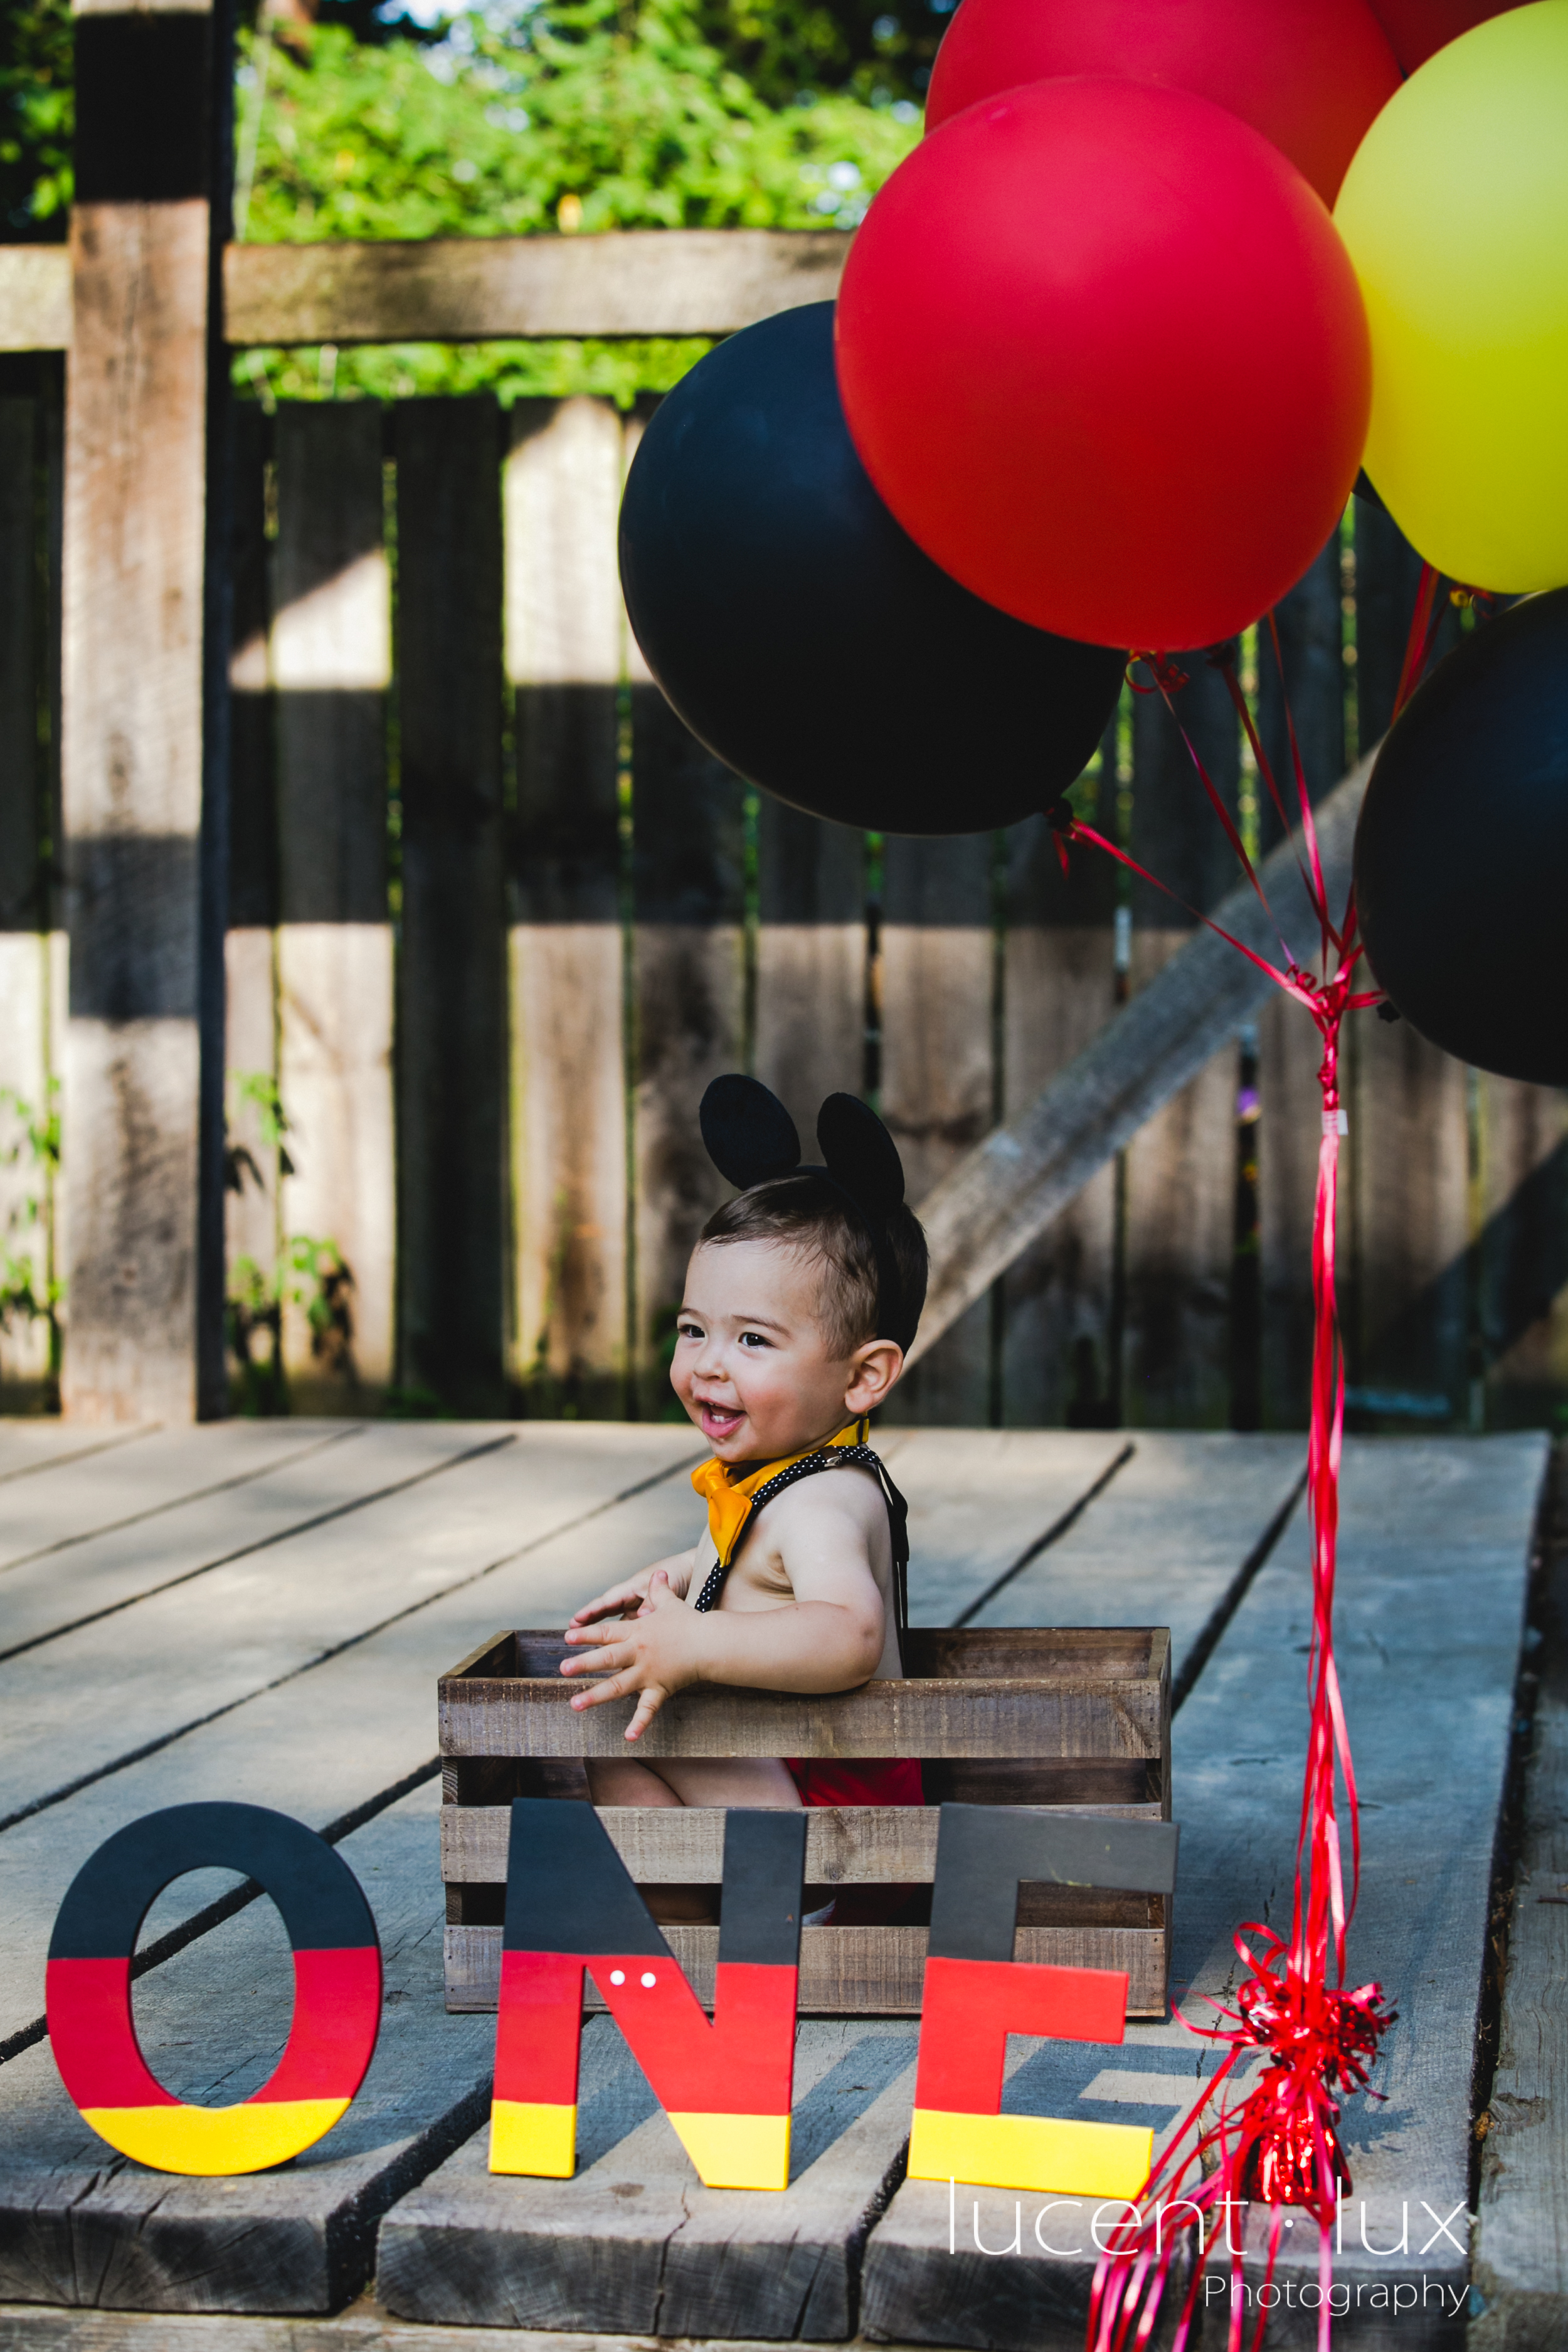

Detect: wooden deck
[0,1421,1554,2348]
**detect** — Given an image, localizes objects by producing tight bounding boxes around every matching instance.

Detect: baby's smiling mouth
[697,1399,744,1433]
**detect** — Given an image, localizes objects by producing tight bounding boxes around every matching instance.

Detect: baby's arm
[560,1485,885,1740]
[568,1545,699,1633]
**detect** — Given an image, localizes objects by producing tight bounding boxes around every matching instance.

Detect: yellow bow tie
[690,1421,865,1569]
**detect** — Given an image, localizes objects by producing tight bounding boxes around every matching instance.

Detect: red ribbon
[1062,625,1410,2352]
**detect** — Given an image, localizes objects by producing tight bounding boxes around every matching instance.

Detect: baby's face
[672,1240,860,1463]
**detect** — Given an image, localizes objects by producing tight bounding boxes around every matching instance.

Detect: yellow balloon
[1333,0,1568,592]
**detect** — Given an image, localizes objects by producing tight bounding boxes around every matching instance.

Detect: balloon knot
[1044,797,1076,875]
[1127,652,1189,696]
[1204,637,1241,672]
[1375,999,1401,1024]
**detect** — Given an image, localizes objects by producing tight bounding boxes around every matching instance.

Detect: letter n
[489,1799,805,2190]
[907,1806,1180,2200]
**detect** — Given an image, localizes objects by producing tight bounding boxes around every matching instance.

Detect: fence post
[60,0,234,1421]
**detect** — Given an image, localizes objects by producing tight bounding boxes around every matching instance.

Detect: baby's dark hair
[699,1174,928,1360]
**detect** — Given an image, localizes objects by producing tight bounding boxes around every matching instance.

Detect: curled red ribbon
[1059,609,1439,2352]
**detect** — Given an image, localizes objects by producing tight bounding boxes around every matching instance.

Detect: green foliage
[241,4,918,243]
[0,1080,63,1394]
[0,0,72,240]
[235,0,921,404]
[227,1234,356,1415]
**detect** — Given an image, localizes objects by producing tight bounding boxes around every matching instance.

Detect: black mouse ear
[817,1093,905,1217]
[700,1075,802,1191]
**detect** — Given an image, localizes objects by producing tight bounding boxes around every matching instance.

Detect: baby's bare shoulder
[766,1461,887,1544]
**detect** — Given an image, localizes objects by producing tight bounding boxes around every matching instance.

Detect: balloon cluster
[620,0,1568,1024]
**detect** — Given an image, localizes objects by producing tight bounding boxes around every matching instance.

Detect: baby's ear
[701,1074,801,1189]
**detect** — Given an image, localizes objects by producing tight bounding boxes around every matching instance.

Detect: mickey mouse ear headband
[699,1074,918,1351]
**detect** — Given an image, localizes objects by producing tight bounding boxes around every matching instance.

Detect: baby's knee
[585,1756,681,1807]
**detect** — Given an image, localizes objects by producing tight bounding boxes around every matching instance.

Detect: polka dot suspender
[691,1442,910,1638]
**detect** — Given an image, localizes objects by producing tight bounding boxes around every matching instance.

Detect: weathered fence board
[1254,535,1350,1431]
[754,796,866,1123]
[1347,1010,1471,1422]
[395,398,508,1415]
[0,249,70,353]
[225,402,278,1334]
[0,390,55,1402]
[879,830,997,1426]
[506,396,627,1418]
[222,230,852,347]
[1477,1071,1568,1429]
[271,401,396,1404]
[1122,655,1242,1430]
[1000,765,1119,1430]
[628,563,746,1416]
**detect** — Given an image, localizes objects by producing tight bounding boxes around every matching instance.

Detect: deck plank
[0,1422,499,1663]
[889,1430,1131,1625]
[968,1431,1305,1675]
[0,1424,156,1486]
[1472,1450,1567,2348]
[0,1422,357,1577]
[860,1434,1544,2349]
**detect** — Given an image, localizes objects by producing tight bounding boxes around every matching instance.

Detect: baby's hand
[559,1570,704,1741]
[566,1574,654,1634]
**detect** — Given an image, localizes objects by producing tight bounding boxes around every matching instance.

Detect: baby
[561,1077,928,1891]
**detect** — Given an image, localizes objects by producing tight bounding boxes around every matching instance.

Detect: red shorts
[786,1757,924,1808]
[787,1756,924,1925]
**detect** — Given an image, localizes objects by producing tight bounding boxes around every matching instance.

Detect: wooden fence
[1,352,1565,1431]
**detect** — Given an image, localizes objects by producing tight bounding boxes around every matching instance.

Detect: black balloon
[617,302,1126,836]
[1354,586,1568,1085]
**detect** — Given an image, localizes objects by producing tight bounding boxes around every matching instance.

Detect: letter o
[1258,2285,1279,2310]
[47,1803,381,2176]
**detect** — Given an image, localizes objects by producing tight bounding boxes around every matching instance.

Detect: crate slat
[441,1798,1165,1884]
[444,1921,1171,2019]
[440,1676,1164,1759]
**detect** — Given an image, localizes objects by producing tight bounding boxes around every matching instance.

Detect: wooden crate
[439,1624,1172,2018]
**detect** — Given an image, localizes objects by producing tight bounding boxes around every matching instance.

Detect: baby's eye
[739,1329,771,1348]
[676,1320,704,1341]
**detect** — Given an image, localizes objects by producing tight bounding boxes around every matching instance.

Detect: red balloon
[1364,0,1525,72]
[926,0,1400,206]
[835,78,1370,654]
